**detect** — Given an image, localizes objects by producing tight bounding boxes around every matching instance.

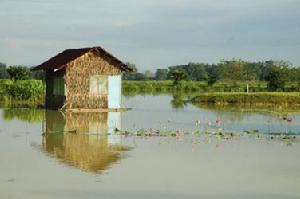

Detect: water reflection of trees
[42,111,132,173]
[3,108,44,123]
[191,102,300,122]
[168,91,300,124]
[170,92,187,109]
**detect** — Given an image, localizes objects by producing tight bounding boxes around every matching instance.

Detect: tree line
[0,62,44,80]
[1,59,300,91]
[123,59,300,91]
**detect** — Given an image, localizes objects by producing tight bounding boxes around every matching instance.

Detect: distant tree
[30,69,45,80]
[7,66,30,80]
[260,60,290,81]
[265,66,287,91]
[135,73,147,80]
[122,59,300,91]
[127,62,138,73]
[144,70,154,80]
[218,59,245,80]
[170,70,188,86]
[0,62,9,79]
[287,67,300,81]
[155,69,168,80]
[167,65,186,79]
[123,62,138,80]
[167,63,208,81]
[205,64,220,85]
[259,60,274,81]
[186,63,208,81]
[243,62,260,80]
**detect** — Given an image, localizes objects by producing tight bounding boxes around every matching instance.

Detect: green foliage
[206,64,219,85]
[120,59,300,92]
[123,80,173,95]
[123,62,138,80]
[170,70,188,86]
[122,80,300,96]
[3,108,44,123]
[168,63,208,81]
[123,62,154,81]
[30,69,45,80]
[208,80,267,92]
[7,65,30,80]
[135,73,147,80]
[0,79,44,101]
[265,65,288,91]
[218,59,254,80]
[170,92,186,109]
[0,62,9,79]
[155,69,168,80]
[122,80,207,96]
[192,92,300,106]
[0,79,14,101]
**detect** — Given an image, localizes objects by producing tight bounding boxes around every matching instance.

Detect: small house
[32,46,131,110]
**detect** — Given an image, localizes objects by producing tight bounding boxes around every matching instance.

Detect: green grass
[1,79,300,107]
[123,80,300,94]
[209,80,267,92]
[191,92,300,107]
[122,80,207,96]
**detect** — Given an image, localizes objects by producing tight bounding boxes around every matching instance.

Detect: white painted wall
[108,75,122,109]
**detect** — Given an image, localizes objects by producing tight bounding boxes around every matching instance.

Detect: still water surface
[0,95,300,199]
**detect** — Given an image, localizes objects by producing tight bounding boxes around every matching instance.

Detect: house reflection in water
[42,111,131,173]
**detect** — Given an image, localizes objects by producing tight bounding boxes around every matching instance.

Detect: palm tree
[170,70,187,86]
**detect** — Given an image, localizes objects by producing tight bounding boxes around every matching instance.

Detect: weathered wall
[65,51,122,109]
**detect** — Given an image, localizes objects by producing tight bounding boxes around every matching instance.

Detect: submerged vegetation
[112,128,300,145]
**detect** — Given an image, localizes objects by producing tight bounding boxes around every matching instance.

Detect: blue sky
[0,0,300,70]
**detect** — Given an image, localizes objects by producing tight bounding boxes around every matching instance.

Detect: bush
[7,66,30,80]
[0,80,44,101]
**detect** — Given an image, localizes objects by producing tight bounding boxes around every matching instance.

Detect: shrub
[0,80,44,101]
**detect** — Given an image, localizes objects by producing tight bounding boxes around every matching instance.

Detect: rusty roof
[31,46,129,71]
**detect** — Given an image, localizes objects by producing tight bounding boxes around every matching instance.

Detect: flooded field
[1,95,300,199]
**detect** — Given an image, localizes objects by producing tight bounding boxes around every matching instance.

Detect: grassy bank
[191,92,300,107]
[123,80,300,95]
[1,80,300,107]
[122,80,207,95]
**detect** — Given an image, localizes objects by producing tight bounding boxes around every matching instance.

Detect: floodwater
[0,95,300,199]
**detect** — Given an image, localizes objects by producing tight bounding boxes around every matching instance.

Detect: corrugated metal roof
[31,46,129,71]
